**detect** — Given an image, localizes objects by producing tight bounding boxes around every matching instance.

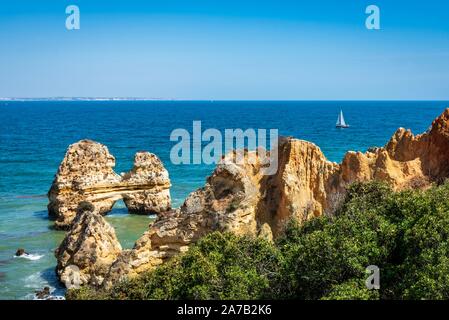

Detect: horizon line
[1,98,449,102]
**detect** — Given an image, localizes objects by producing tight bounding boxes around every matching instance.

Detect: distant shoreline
[0,98,173,102]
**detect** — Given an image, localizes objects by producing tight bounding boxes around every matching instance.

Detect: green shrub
[275,181,396,299]
[68,181,449,300]
[68,232,282,300]
[321,279,380,300]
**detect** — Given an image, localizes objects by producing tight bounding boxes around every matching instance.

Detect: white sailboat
[336,109,350,128]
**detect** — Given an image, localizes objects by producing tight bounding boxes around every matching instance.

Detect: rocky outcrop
[55,109,449,288]
[55,202,122,288]
[339,107,449,190]
[48,140,171,229]
[121,152,172,214]
[103,109,449,285]
[104,154,265,284]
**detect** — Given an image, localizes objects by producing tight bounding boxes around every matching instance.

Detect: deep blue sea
[0,100,447,299]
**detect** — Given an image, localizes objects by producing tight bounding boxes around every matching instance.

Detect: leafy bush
[320,279,380,300]
[68,232,282,300]
[68,181,449,300]
[274,181,396,299]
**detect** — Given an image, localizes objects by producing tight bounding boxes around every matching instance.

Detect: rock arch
[48,140,171,230]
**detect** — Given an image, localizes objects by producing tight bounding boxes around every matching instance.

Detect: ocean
[0,100,447,299]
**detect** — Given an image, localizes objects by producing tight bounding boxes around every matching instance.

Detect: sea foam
[14,253,44,261]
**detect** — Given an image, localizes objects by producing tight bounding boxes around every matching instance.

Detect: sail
[337,110,348,127]
[339,110,346,126]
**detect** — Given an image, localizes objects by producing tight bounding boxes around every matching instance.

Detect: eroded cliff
[54,109,449,288]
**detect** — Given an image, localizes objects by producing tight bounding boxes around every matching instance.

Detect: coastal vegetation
[67,180,449,300]
[52,109,449,290]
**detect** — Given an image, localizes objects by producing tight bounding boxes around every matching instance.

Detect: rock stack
[48,140,171,229]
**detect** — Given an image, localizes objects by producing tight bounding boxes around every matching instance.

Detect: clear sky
[1,0,449,100]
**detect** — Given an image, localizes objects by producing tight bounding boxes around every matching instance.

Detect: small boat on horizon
[336,109,350,128]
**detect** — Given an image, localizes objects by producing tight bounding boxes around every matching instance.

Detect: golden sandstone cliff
[48,140,171,229]
[53,109,449,288]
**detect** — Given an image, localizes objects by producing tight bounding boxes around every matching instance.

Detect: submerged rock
[35,286,51,300]
[48,140,171,229]
[55,202,122,288]
[15,248,28,257]
[34,286,65,300]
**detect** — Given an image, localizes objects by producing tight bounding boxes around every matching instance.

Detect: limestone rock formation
[121,152,171,214]
[54,109,449,288]
[48,140,171,229]
[104,155,264,284]
[103,109,449,285]
[55,202,122,288]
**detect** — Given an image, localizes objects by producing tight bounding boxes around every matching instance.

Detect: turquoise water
[0,100,447,299]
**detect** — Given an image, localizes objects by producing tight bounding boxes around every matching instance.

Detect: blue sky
[1,0,449,99]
